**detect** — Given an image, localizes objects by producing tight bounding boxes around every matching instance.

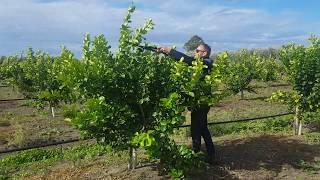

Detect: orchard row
[0,6,320,178]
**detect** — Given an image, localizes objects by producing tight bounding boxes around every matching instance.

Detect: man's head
[195,43,211,58]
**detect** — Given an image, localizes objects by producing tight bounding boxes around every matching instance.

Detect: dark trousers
[191,105,215,157]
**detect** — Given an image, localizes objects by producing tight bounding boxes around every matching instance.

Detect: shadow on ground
[194,134,320,179]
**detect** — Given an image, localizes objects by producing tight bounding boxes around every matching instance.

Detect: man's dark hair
[199,43,211,58]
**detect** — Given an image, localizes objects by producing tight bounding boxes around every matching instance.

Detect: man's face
[195,45,208,58]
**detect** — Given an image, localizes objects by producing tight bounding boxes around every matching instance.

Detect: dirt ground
[20,133,320,180]
[0,100,80,152]
[1,84,320,179]
[213,134,320,179]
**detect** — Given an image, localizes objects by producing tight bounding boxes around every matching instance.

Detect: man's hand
[156,46,172,54]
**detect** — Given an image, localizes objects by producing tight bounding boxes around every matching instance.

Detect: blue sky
[1,0,320,57]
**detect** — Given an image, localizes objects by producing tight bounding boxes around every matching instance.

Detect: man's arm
[164,49,213,69]
[157,46,213,69]
[157,47,193,65]
[168,49,193,65]
[202,58,213,70]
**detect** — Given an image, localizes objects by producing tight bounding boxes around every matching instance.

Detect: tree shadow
[251,83,290,89]
[240,96,269,101]
[0,101,18,112]
[213,134,320,177]
[188,164,239,180]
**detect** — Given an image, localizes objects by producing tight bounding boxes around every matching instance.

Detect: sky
[1,0,320,57]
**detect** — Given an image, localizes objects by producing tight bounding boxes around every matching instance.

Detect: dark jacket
[168,49,213,79]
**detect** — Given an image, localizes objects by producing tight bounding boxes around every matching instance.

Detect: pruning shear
[136,44,157,52]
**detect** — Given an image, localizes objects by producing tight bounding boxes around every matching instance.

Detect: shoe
[204,156,221,166]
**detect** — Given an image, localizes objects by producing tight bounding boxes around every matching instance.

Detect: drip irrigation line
[252,84,290,89]
[0,138,81,154]
[0,98,29,102]
[176,112,294,128]
[0,98,35,102]
[0,112,294,155]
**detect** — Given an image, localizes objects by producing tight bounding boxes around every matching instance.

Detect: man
[156,44,216,164]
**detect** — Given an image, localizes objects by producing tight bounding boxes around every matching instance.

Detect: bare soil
[21,133,320,180]
[1,84,320,179]
[0,99,80,152]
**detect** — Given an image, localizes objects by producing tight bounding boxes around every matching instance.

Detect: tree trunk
[240,90,244,99]
[128,147,137,170]
[294,105,302,135]
[138,104,146,129]
[51,106,55,118]
[298,121,302,135]
[185,111,191,138]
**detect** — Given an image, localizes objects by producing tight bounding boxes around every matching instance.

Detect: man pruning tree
[156,43,216,165]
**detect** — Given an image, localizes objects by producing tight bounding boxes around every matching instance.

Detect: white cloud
[0,0,126,55]
[0,0,318,56]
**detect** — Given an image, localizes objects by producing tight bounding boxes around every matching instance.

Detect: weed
[7,123,26,147]
[298,160,320,174]
[305,132,320,144]
[0,143,124,179]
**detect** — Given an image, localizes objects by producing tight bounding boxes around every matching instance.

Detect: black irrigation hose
[0,112,294,155]
[0,83,290,89]
[0,138,81,154]
[176,112,294,128]
[0,98,30,102]
[251,84,291,89]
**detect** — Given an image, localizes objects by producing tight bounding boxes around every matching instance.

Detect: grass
[305,132,320,144]
[0,86,23,99]
[208,81,291,122]
[0,97,80,150]
[178,81,294,138]
[1,80,320,179]
[7,123,26,147]
[1,80,293,148]
[0,143,128,179]
[209,115,293,137]
[0,112,76,146]
[298,159,320,174]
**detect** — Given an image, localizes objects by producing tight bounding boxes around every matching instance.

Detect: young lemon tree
[269,35,320,135]
[256,56,284,82]
[60,6,223,178]
[215,49,260,99]
[3,48,74,117]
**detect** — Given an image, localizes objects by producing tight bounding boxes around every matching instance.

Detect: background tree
[216,49,261,99]
[183,35,205,54]
[269,35,320,135]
